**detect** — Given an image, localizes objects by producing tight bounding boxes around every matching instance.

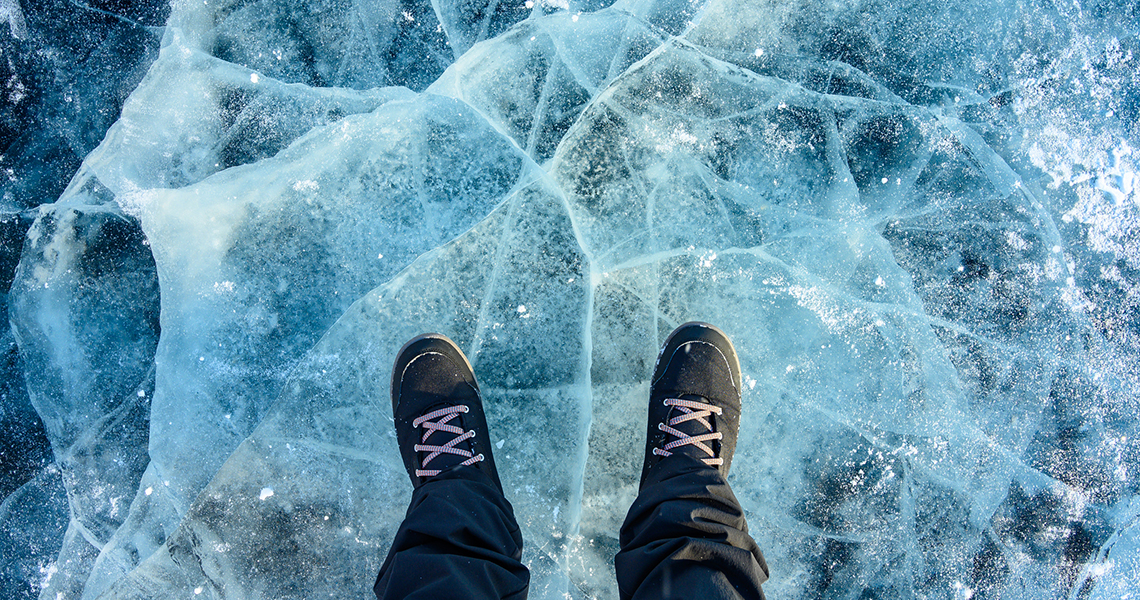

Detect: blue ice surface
[1,0,1139,598]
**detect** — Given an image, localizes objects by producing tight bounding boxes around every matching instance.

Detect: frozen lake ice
[2,0,1138,598]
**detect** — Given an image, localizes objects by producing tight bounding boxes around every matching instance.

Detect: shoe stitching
[652,339,739,394]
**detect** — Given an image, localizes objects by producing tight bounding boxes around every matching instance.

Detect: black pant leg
[615,454,768,600]
[375,465,530,600]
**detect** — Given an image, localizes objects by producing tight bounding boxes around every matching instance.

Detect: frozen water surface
[1,0,1138,598]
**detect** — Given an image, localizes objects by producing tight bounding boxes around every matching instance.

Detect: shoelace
[412,405,485,477]
[653,398,724,466]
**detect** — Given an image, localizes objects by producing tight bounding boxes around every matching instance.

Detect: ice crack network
[1,0,1138,598]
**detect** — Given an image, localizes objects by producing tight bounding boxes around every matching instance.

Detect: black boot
[640,322,742,489]
[391,333,502,492]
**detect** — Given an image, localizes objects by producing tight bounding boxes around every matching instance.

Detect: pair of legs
[374,323,769,599]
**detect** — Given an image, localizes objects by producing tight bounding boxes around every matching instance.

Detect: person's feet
[640,322,742,488]
[391,333,502,491]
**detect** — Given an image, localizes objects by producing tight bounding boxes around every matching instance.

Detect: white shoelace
[411,405,485,477]
[653,397,724,467]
